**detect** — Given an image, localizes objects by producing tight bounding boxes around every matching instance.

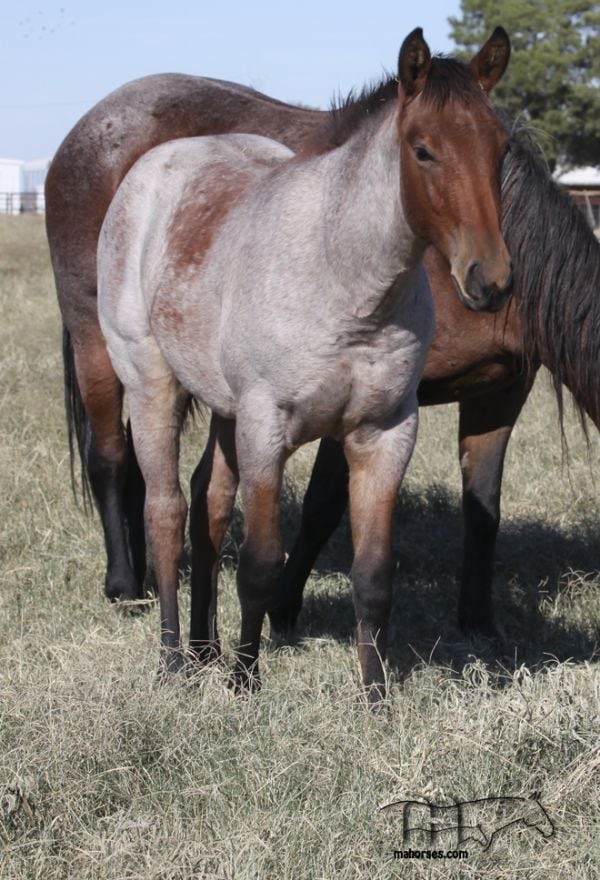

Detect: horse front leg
[189,413,239,664]
[344,396,419,705]
[232,399,287,691]
[269,436,349,637]
[127,377,189,676]
[458,376,533,636]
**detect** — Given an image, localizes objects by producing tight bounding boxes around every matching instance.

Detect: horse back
[98,133,294,415]
[46,73,323,326]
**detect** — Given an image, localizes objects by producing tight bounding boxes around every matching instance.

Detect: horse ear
[398,28,432,101]
[469,27,510,93]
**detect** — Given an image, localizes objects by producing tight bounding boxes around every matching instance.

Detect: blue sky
[1,1,461,159]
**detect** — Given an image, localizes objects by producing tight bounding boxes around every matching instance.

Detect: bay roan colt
[95,29,512,700]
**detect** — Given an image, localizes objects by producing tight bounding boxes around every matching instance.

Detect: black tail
[62,325,93,510]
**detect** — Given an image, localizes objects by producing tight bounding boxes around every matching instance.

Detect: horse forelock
[500,124,600,430]
[420,57,491,110]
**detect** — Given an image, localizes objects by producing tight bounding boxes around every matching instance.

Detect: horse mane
[309,56,485,152]
[306,63,600,432]
[313,74,398,150]
[500,116,600,429]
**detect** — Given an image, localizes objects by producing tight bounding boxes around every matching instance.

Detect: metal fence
[0,186,597,227]
[0,191,45,215]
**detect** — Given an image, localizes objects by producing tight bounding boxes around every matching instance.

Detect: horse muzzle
[453,260,513,313]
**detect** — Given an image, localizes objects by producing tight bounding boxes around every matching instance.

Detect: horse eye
[415,145,434,163]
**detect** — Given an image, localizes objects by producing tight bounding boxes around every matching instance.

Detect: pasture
[0,214,598,877]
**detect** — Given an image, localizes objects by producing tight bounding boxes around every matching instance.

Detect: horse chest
[342,333,426,426]
[219,273,434,445]
[278,325,429,447]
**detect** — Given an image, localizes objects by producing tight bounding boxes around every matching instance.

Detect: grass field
[0,215,598,878]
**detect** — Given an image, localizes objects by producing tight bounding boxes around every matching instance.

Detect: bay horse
[270,118,600,638]
[95,29,512,700]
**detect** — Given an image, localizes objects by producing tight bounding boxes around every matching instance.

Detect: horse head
[396,27,513,313]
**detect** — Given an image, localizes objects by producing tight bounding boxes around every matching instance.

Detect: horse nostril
[465,261,483,300]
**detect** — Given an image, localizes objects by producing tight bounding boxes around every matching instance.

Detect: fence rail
[0,192,45,215]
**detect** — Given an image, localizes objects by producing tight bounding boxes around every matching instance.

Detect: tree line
[449,0,599,169]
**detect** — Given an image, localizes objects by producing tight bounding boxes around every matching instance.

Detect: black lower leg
[123,420,147,591]
[236,540,284,690]
[270,437,349,634]
[352,555,393,704]
[87,434,140,602]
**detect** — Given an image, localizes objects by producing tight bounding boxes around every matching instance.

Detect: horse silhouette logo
[381,794,554,851]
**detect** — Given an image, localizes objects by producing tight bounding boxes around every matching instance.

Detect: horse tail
[62,324,93,511]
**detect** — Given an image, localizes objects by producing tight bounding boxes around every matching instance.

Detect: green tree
[449,0,600,168]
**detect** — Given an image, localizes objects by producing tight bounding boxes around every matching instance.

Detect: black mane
[310,65,600,432]
[317,56,487,150]
[323,74,398,149]
[501,118,600,428]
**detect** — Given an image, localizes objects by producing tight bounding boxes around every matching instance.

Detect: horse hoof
[157,648,187,682]
[228,664,262,695]
[188,641,223,667]
[458,610,500,640]
[363,683,390,713]
[267,606,299,643]
[104,574,145,606]
[113,596,155,617]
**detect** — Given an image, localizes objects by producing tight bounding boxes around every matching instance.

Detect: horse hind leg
[127,371,189,675]
[123,418,147,589]
[189,412,239,664]
[73,334,143,603]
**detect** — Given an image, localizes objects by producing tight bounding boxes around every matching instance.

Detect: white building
[554,166,600,229]
[0,157,51,214]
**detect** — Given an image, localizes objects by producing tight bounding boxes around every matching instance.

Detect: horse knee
[238,541,284,607]
[146,493,188,543]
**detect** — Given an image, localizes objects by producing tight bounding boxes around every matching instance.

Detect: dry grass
[0,215,598,878]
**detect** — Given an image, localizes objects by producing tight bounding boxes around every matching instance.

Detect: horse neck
[320,106,425,309]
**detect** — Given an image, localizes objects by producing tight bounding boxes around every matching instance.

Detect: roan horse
[95,29,512,699]
[45,29,600,645]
